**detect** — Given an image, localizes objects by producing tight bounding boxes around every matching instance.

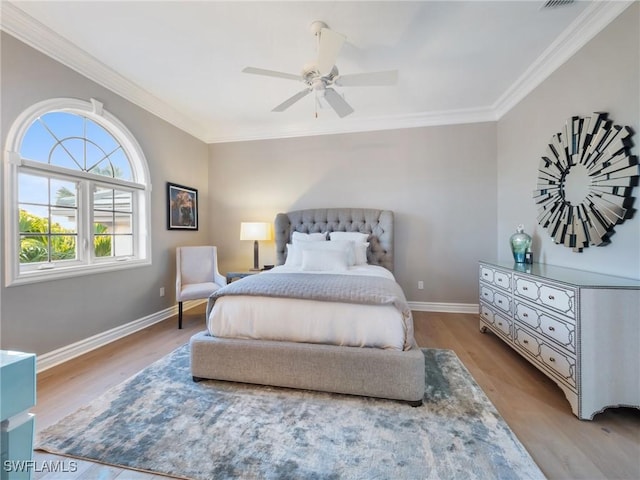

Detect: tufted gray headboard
[274,208,394,272]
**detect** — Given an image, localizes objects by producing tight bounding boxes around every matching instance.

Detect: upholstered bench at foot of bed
[189,331,426,405]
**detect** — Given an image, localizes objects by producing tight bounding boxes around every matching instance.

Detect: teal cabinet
[1,351,36,480]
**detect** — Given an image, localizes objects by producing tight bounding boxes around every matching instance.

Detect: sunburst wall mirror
[533,112,639,252]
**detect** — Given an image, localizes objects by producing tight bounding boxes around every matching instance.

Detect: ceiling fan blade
[272,89,312,112]
[242,67,301,82]
[317,28,346,76]
[335,70,398,87]
[323,88,354,118]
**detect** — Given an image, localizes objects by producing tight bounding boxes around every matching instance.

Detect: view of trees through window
[18,209,112,263]
[17,109,135,266]
[5,98,150,284]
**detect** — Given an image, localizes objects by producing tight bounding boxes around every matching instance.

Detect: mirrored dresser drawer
[479,260,640,420]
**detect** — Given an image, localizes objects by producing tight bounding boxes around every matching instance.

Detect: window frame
[4,97,152,286]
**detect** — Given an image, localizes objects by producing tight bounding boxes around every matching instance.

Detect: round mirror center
[562,164,591,205]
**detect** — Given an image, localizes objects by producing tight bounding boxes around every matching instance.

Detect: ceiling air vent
[542,0,575,8]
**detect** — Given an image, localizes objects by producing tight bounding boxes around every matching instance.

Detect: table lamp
[240,222,272,270]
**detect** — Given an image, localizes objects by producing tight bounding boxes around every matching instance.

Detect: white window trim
[4,97,152,286]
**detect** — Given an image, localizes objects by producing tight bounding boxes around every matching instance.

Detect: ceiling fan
[242,21,398,118]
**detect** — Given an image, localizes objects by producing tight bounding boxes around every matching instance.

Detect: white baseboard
[37,300,476,372]
[408,301,479,314]
[36,300,206,373]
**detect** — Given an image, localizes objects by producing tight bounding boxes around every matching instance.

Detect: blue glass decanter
[510,224,532,264]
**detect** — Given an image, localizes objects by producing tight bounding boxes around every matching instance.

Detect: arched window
[4,98,151,285]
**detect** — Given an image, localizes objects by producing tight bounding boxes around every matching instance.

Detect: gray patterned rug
[37,345,545,479]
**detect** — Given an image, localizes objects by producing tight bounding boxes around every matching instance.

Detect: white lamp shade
[240,222,272,241]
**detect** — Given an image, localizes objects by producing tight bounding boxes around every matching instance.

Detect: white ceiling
[1,1,632,143]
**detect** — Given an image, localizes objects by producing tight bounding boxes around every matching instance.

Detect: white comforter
[207,265,409,350]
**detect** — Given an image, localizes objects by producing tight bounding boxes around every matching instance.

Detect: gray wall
[208,123,498,304]
[497,4,640,279]
[0,34,210,355]
[2,3,638,357]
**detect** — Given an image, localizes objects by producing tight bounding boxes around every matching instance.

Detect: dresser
[478,260,640,420]
[1,350,36,480]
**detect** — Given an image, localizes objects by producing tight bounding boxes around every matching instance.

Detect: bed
[190,208,425,405]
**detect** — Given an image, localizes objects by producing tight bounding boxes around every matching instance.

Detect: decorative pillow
[301,240,356,266]
[292,231,327,243]
[301,248,349,272]
[329,231,369,243]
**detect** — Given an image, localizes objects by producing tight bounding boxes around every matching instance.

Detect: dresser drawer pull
[523,286,528,291]
[498,322,503,326]
[484,273,489,277]
[523,313,529,318]
[498,278,503,282]
[523,339,529,344]
[483,292,489,297]
[548,326,555,332]
[549,357,556,363]
[548,294,555,300]
[483,312,489,317]
[498,300,503,304]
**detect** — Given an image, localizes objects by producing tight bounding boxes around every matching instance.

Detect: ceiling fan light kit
[242,20,398,118]
[309,20,328,36]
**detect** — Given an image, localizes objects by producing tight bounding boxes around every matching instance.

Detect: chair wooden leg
[178,302,183,329]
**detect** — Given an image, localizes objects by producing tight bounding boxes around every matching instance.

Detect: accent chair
[175,246,226,329]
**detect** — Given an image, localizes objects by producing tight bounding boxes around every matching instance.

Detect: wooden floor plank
[413,311,640,480]
[31,308,640,479]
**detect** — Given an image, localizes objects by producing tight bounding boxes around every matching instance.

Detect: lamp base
[253,240,259,271]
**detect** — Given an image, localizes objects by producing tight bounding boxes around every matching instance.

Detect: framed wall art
[167,182,198,230]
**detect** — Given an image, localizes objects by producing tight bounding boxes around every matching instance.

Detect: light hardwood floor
[32,306,639,479]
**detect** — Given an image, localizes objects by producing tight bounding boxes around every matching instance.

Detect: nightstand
[1,350,36,480]
[226,271,259,283]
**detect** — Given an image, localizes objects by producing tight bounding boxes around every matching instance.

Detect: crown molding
[0,1,207,141]
[2,1,632,145]
[204,106,497,144]
[493,0,634,118]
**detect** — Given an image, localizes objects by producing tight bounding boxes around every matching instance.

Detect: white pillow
[284,243,301,267]
[301,248,349,272]
[329,232,370,265]
[354,242,370,265]
[292,231,327,243]
[302,240,356,266]
[329,231,369,243]
[285,232,328,266]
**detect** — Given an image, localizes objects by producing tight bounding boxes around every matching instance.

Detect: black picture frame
[167,182,198,230]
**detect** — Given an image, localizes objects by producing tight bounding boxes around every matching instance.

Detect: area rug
[37,345,545,479]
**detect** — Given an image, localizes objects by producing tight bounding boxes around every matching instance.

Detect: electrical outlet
[418,281,424,290]
[160,287,165,297]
